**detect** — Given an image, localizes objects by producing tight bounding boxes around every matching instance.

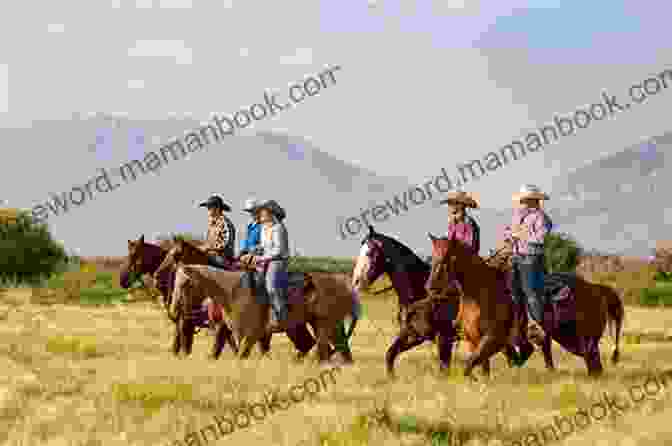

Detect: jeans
[207,254,229,269]
[511,254,546,324]
[266,260,289,323]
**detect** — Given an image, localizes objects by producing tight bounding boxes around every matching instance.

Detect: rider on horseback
[440,190,480,254]
[239,199,291,333]
[199,195,236,268]
[502,184,553,364]
[239,198,262,289]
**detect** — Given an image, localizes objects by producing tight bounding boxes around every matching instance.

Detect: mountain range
[2,114,667,258]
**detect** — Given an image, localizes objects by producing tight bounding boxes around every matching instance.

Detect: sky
[0,0,670,254]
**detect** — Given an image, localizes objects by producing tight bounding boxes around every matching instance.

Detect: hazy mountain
[4,115,668,258]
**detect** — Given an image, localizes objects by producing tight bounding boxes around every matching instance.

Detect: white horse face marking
[352,242,372,290]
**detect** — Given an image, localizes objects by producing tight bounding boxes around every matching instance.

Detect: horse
[153,237,351,361]
[351,225,519,377]
[426,235,623,378]
[168,261,357,363]
[485,243,623,366]
[122,234,239,357]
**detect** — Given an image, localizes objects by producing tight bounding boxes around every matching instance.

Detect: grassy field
[1,256,672,445]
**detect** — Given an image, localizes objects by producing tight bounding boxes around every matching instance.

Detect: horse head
[351,225,387,291]
[122,234,149,288]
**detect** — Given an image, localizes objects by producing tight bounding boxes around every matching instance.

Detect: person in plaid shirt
[502,184,553,366]
[199,195,236,268]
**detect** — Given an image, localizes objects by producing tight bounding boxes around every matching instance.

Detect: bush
[0,209,67,284]
[544,232,582,273]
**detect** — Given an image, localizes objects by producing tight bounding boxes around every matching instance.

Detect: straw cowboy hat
[440,191,479,208]
[242,197,262,213]
[512,184,549,202]
[255,199,286,221]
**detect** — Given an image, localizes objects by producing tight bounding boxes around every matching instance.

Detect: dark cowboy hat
[254,199,286,221]
[199,195,231,212]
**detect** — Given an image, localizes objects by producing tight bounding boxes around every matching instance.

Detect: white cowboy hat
[439,191,479,208]
[512,184,549,202]
[255,199,286,221]
[242,197,261,213]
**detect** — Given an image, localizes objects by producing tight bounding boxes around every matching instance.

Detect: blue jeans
[511,254,546,324]
[207,254,229,269]
[266,260,289,323]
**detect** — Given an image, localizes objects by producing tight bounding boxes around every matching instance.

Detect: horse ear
[368,225,375,234]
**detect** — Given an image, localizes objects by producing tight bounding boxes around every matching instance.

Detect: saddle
[543,272,576,301]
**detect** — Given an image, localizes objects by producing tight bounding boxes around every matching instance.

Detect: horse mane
[373,232,429,272]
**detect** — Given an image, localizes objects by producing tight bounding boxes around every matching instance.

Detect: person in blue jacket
[240,198,262,290]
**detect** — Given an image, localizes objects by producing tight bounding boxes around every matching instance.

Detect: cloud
[279,48,313,66]
[159,0,192,8]
[127,79,145,89]
[47,23,65,33]
[127,40,193,65]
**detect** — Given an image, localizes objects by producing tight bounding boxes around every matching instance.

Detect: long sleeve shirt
[204,214,236,257]
[446,222,476,251]
[502,208,550,256]
[445,215,480,254]
[257,222,290,262]
[240,221,261,254]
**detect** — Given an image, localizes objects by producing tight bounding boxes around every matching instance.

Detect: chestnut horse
[153,237,328,361]
[426,236,623,378]
[351,225,518,377]
[122,234,240,357]
[168,262,357,363]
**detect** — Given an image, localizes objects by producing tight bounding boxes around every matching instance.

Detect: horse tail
[604,285,624,364]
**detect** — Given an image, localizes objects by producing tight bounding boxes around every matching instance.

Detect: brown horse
[169,261,356,362]
[123,234,240,357]
[153,237,319,360]
[485,244,624,365]
[426,235,623,378]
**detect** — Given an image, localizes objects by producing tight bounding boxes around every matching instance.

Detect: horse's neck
[458,255,498,298]
[388,269,428,305]
[144,244,166,274]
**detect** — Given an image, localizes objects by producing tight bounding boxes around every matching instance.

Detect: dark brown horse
[426,235,623,378]
[351,225,519,378]
[122,235,240,357]
[153,237,320,360]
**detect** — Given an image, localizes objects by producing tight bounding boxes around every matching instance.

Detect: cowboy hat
[512,184,549,202]
[439,191,479,208]
[254,199,286,221]
[199,195,231,212]
[242,197,261,213]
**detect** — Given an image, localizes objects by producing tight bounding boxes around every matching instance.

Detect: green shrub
[289,256,354,273]
[640,283,672,306]
[0,210,67,284]
[545,232,582,273]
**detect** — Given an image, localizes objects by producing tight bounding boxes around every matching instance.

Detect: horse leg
[259,333,272,355]
[436,331,455,372]
[541,332,555,371]
[584,336,603,377]
[238,335,255,359]
[172,323,182,356]
[315,322,334,362]
[464,335,500,379]
[211,322,236,359]
[385,330,427,378]
[178,317,195,356]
